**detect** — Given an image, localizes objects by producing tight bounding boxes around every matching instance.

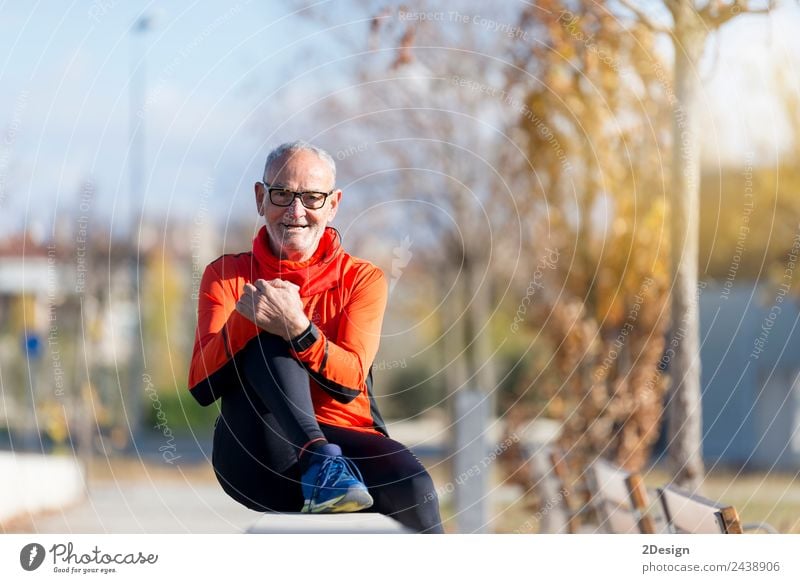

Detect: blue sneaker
[301,444,373,513]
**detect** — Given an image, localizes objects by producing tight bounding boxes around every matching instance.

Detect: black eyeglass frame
[260,182,335,210]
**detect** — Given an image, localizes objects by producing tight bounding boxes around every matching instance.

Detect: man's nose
[286,196,306,216]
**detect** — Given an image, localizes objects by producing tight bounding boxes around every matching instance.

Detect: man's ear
[327,189,342,222]
[255,182,265,216]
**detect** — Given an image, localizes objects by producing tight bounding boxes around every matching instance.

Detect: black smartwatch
[290,322,319,352]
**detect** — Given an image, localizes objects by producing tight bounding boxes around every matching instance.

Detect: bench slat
[591,459,656,534]
[658,485,742,534]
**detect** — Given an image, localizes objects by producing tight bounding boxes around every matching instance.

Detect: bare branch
[703,0,776,28]
[618,0,672,33]
[368,8,391,51]
[391,23,416,69]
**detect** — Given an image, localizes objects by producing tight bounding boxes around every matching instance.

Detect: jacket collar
[251,226,344,297]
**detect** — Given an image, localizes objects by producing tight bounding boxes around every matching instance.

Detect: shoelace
[308,455,366,512]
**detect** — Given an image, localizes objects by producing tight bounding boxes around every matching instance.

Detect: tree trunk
[463,246,497,405]
[441,255,468,402]
[665,1,707,489]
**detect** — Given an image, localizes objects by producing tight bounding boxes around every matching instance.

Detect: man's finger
[234,299,249,316]
[239,288,254,303]
[269,279,300,291]
[254,279,270,293]
[239,290,262,312]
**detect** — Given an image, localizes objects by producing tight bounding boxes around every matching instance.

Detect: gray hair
[262,140,337,184]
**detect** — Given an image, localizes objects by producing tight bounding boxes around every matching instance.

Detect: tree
[618,0,776,488]
[289,1,532,412]
[507,0,673,474]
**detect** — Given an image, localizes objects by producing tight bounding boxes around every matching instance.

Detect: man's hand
[235,279,310,341]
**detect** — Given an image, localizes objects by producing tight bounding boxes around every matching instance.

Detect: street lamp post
[125,14,153,450]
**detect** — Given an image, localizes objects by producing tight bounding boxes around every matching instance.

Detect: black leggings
[211,332,444,533]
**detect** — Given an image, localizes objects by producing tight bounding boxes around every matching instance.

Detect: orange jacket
[188,226,388,435]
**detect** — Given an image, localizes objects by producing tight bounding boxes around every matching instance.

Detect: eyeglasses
[261,183,334,210]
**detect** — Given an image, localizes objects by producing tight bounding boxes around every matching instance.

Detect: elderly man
[188,141,443,533]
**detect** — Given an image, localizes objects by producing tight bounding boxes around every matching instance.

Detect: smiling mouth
[282,223,308,230]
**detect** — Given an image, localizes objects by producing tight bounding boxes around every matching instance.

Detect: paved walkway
[6,468,262,534]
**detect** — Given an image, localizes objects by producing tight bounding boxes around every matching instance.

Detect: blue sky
[0,1,325,238]
[0,1,798,240]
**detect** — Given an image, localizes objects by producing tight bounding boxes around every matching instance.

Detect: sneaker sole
[302,487,374,514]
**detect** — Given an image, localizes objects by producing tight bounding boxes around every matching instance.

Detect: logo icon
[389,236,413,295]
[20,543,46,571]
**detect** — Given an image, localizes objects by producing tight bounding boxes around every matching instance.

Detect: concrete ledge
[247,513,411,534]
[0,452,85,523]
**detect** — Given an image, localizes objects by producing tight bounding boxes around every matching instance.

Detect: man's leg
[214,332,371,513]
[234,332,327,464]
[212,387,304,512]
[322,425,444,533]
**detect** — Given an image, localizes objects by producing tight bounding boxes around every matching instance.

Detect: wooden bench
[658,485,779,534]
[658,485,743,534]
[535,449,778,534]
[590,459,657,534]
[543,451,658,533]
[546,449,594,533]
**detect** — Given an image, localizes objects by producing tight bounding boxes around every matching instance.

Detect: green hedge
[143,387,220,433]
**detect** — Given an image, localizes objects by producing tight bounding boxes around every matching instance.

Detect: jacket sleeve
[187,261,259,405]
[291,266,388,403]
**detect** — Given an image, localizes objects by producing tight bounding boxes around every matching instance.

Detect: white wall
[0,452,85,523]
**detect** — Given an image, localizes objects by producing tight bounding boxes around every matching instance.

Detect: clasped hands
[235,279,310,341]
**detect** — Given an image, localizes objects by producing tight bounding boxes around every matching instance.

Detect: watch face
[293,325,317,351]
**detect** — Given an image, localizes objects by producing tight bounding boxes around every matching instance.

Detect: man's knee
[239,331,292,364]
[377,472,442,533]
[408,471,437,502]
[236,332,306,399]
[376,468,438,511]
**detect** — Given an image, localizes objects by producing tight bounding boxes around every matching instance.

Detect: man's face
[255,150,341,261]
